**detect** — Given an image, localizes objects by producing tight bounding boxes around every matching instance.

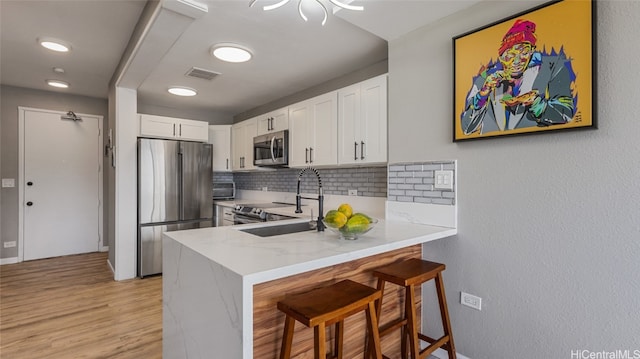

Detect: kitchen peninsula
[162,213,456,359]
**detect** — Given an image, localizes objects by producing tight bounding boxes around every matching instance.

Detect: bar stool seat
[369,259,456,359]
[278,279,383,359]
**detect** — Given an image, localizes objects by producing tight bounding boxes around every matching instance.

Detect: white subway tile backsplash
[387,161,455,206]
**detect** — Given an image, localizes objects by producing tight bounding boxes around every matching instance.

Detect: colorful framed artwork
[452,0,596,142]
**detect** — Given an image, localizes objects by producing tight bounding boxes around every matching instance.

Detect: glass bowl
[322,218,378,240]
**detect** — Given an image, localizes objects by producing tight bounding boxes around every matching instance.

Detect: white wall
[389,1,640,357]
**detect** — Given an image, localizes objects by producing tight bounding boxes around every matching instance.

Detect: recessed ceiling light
[211,43,252,63]
[53,67,65,74]
[46,80,69,88]
[38,38,71,52]
[168,87,197,96]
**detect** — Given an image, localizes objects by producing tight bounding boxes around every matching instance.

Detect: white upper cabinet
[208,125,231,172]
[337,74,388,165]
[289,91,338,168]
[138,114,209,142]
[256,107,289,135]
[231,118,257,171]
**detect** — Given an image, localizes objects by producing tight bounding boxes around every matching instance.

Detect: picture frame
[452,0,596,142]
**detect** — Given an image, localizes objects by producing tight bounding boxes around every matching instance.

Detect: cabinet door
[270,107,289,132]
[308,92,338,167]
[360,75,387,163]
[208,125,231,171]
[242,120,257,170]
[256,115,271,135]
[139,114,177,139]
[337,83,361,165]
[176,118,209,142]
[336,74,388,165]
[288,100,311,168]
[256,107,289,135]
[231,122,245,171]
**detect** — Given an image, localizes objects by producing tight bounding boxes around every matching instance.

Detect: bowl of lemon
[322,203,377,240]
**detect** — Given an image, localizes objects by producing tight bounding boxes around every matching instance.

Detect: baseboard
[107,258,115,274]
[431,348,471,359]
[100,246,109,252]
[0,257,19,265]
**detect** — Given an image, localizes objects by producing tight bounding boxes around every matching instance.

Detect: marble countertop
[164,218,456,285]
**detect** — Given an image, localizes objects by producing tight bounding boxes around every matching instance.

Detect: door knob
[27,181,33,186]
[26,201,33,206]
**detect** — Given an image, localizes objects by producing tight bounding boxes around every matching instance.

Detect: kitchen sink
[239,222,315,237]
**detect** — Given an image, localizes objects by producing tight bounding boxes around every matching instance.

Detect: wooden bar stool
[368,259,456,359]
[277,279,383,359]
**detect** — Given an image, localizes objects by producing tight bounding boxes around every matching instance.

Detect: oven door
[233,213,265,225]
[253,130,288,166]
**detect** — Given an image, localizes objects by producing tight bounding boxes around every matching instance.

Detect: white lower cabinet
[338,74,387,165]
[138,114,209,142]
[288,92,338,167]
[208,125,231,172]
[231,118,257,171]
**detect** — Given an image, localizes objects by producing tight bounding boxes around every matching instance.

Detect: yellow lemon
[324,210,348,228]
[337,203,353,219]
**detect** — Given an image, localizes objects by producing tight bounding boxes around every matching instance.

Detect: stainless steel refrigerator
[137,138,213,278]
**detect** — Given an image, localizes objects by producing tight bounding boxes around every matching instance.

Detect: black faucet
[295,167,325,232]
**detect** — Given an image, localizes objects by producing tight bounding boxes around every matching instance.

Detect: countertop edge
[243,227,457,285]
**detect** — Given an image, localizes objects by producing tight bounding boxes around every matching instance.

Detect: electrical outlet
[461,292,482,311]
[348,189,358,196]
[3,241,16,248]
[2,178,15,188]
[262,186,268,192]
[434,170,454,190]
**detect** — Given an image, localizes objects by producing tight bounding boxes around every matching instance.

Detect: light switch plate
[2,178,15,188]
[434,170,453,190]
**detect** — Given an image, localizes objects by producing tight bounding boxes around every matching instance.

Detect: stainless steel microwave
[253,130,288,167]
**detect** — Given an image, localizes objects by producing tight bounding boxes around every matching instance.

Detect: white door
[21,108,101,261]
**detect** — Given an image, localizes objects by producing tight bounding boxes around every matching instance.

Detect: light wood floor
[0,252,162,359]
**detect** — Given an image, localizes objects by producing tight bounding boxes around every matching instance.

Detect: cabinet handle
[354,142,358,160]
[361,141,365,160]
[226,158,229,170]
[309,147,313,163]
[269,117,273,131]
[305,148,309,163]
[173,124,176,136]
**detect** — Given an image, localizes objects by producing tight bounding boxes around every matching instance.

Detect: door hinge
[98,128,101,136]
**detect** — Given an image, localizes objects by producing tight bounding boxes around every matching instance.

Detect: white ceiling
[0,0,480,121]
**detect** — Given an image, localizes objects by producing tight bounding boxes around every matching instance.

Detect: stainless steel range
[232,203,298,224]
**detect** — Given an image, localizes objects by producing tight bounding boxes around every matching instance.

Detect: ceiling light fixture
[168,87,197,96]
[46,80,69,88]
[211,44,253,63]
[38,38,71,52]
[249,0,363,26]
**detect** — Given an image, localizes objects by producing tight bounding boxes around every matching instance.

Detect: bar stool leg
[335,321,344,359]
[315,322,327,359]
[280,315,296,359]
[435,272,456,359]
[365,301,383,359]
[405,284,420,359]
[364,279,385,359]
